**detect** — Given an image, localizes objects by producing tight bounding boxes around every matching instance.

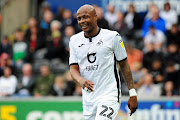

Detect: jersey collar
[84,28,101,38]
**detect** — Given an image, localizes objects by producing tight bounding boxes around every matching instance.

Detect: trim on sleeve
[69,63,79,66]
[116,57,127,62]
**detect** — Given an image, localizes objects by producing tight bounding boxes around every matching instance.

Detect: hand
[79,79,94,92]
[128,96,138,116]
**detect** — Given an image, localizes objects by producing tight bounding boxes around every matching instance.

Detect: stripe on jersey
[116,57,127,62]
[114,57,120,102]
[69,63,79,66]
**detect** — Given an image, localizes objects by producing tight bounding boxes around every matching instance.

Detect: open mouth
[81,24,88,29]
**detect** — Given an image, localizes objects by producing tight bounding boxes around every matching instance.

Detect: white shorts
[83,101,120,120]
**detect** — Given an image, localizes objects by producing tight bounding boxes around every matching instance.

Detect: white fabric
[22,76,30,86]
[83,101,120,120]
[160,10,178,30]
[0,75,18,96]
[69,28,127,105]
[144,30,166,45]
[137,84,161,98]
[13,42,27,53]
[124,13,134,29]
[129,88,137,97]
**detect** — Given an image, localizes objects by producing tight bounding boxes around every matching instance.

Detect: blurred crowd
[0,1,180,98]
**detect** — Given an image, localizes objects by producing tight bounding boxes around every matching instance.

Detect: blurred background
[0,0,180,120]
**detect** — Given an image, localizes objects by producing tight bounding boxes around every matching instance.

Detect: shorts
[83,101,120,120]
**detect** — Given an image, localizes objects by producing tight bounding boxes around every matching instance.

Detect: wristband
[129,88,137,97]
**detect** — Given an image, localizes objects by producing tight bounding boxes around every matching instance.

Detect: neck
[85,26,99,38]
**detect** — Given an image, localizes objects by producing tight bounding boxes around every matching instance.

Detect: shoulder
[100,28,119,38]
[10,75,17,80]
[159,17,165,22]
[70,31,84,43]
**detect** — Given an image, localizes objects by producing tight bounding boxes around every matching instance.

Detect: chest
[76,37,113,62]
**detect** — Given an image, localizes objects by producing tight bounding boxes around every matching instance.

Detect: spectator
[162,81,178,96]
[0,67,18,97]
[165,43,180,64]
[113,11,130,39]
[166,24,180,47]
[39,1,51,21]
[137,74,161,98]
[160,2,178,30]
[143,42,164,70]
[144,25,166,52]
[150,59,164,84]
[45,31,67,62]
[73,83,82,96]
[126,44,143,70]
[40,10,53,30]
[16,63,35,96]
[95,6,109,29]
[26,17,38,29]
[49,76,67,96]
[25,23,46,62]
[33,65,55,97]
[142,7,166,38]
[0,53,15,77]
[104,4,118,29]
[131,62,146,89]
[164,61,180,91]
[40,10,53,40]
[55,7,65,22]
[124,3,142,31]
[50,20,61,32]
[63,69,76,95]
[0,35,12,57]
[62,25,75,52]
[25,17,45,49]
[13,29,28,68]
[61,9,76,31]
[145,3,158,19]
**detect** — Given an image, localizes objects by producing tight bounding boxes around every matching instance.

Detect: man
[33,65,55,97]
[69,4,138,120]
[16,63,35,96]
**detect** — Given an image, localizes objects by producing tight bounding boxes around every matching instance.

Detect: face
[44,11,53,23]
[29,18,37,28]
[168,44,178,53]
[23,64,32,76]
[40,66,50,77]
[165,81,173,92]
[152,60,161,70]
[164,3,170,11]
[77,9,97,33]
[144,74,153,87]
[4,67,12,77]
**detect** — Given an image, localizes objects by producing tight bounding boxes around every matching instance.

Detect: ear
[94,14,97,22]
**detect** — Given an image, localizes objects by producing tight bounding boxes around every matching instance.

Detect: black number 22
[99,105,114,120]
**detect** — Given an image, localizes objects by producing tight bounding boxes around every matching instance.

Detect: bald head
[77,4,96,16]
[76,4,99,37]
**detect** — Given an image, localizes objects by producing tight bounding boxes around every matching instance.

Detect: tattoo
[118,59,134,89]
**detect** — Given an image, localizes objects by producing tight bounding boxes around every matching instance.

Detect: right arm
[70,64,94,91]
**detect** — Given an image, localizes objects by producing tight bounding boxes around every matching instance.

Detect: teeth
[82,25,87,27]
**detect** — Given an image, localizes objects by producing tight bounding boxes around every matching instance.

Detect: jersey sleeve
[112,33,127,61]
[69,37,78,65]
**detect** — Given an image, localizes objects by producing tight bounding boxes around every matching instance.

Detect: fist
[128,96,138,116]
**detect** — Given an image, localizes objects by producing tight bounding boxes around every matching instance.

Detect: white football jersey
[69,28,127,105]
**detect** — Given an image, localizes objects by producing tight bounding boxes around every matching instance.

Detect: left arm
[118,59,138,116]
[118,58,134,90]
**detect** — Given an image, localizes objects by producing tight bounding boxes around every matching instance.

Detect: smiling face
[76,5,97,35]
